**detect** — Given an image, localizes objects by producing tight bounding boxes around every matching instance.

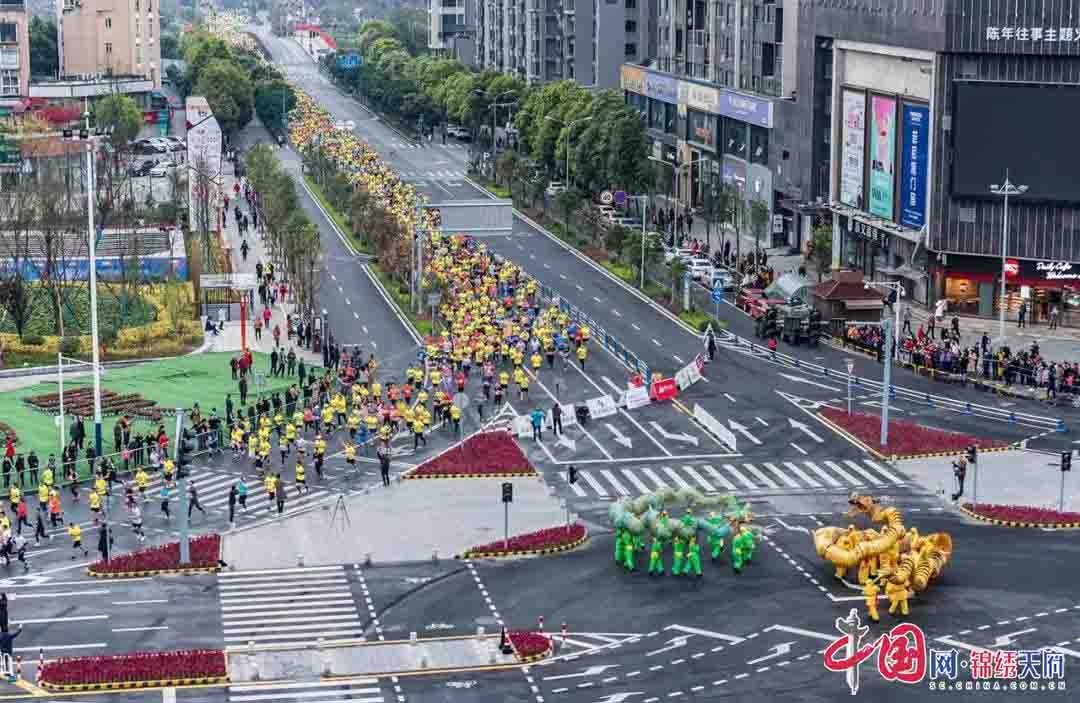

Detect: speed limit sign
[600,190,613,205]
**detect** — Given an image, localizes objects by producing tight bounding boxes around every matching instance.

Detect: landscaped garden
[39,649,227,690]
[408,431,537,479]
[0,352,295,469]
[462,523,587,558]
[89,534,223,577]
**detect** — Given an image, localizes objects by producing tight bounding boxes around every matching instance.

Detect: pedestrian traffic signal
[966,445,977,463]
[1063,451,1072,472]
[501,482,513,503]
[568,466,578,484]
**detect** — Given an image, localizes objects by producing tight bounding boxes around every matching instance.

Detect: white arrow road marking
[649,422,699,446]
[763,625,836,642]
[606,423,633,449]
[647,636,691,657]
[345,298,351,306]
[652,338,662,347]
[353,312,359,319]
[774,518,812,535]
[728,419,762,445]
[591,694,644,703]
[789,418,825,443]
[778,373,843,392]
[543,665,621,681]
[556,434,577,452]
[988,629,1038,648]
[747,642,796,666]
[665,625,746,644]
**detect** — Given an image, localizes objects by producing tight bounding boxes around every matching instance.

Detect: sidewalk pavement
[229,635,516,680]
[652,193,806,275]
[897,449,1079,513]
[208,168,321,368]
[220,473,567,568]
[904,304,1080,364]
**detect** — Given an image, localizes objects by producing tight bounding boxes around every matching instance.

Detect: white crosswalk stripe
[564,459,906,499]
[218,566,365,646]
[824,460,863,486]
[228,678,385,703]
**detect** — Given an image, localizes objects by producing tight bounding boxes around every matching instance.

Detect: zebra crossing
[229,677,386,703]
[398,169,466,183]
[218,565,366,648]
[388,140,467,151]
[562,458,906,499]
[137,467,339,526]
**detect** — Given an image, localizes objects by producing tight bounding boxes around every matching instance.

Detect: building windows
[0,22,16,44]
[625,20,636,33]
[105,16,112,29]
[135,0,139,11]
[136,45,142,64]
[750,125,768,165]
[0,69,18,96]
[762,41,775,76]
[625,0,635,7]
[625,42,636,57]
[0,47,17,68]
[105,42,112,55]
[723,117,747,157]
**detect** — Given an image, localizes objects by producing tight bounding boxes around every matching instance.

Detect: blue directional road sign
[712,288,724,303]
[337,53,361,69]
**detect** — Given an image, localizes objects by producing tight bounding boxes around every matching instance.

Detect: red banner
[651,378,679,402]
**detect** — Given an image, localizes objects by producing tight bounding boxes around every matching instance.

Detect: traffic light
[568,466,578,484]
[1063,451,1072,472]
[966,445,977,463]
[501,482,513,503]
[178,429,196,476]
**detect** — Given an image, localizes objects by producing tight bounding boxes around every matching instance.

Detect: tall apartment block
[59,0,162,88]
[0,0,29,108]
[428,0,476,67]
[621,0,802,245]
[470,0,654,89]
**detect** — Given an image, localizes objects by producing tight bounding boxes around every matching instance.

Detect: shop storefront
[939,255,1080,325]
[838,215,888,279]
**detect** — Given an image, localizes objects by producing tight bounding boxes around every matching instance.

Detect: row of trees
[243,145,324,319]
[321,20,652,195]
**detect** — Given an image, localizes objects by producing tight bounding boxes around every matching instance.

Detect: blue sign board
[337,53,361,69]
[644,72,678,104]
[719,91,773,129]
[712,288,724,303]
[614,190,626,205]
[899,104,929,230]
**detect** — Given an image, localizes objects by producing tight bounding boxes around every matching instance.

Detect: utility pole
[174,408,190,565]
[82,116,103,458]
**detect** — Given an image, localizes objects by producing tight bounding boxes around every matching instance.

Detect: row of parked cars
[134,137,185,155]
[662,246,737,291]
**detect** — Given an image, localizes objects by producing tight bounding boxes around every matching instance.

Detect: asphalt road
[5,28,1068,703]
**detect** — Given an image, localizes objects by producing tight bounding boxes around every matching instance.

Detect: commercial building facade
[620,0,801,247]
[59,0,162,89]
[785,0,1080,323]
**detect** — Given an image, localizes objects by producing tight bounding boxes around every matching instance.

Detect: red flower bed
[819,407,1008,457]
[508,631,552,660]
[963,503,1080,525]
[40,649,226,687]
[410,431,536,477]
[90,534,221,575]
[466,523,586,556]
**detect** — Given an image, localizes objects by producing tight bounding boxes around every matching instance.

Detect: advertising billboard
[868,95,897,220]
[952,82,1080,202]
[899,104,929,229]
[839,90,866,209]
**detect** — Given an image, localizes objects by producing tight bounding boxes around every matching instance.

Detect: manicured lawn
[2,352,295,465]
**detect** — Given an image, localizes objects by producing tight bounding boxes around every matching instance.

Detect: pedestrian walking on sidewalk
[228,485,238,527]
[551,403,563,436]
[241,240,249,261]
[275,473,286,515]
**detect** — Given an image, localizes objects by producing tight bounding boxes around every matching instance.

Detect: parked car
[129,160,155,177]
[446,125,470,139]
[165,137,185,151]
[688,257,714,281]
[149,161,176,177]
[710,268,736,291]
[663,247,695,264]
[545,181,567,197]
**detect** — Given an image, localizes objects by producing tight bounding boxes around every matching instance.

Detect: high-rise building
[619,0,800,246]
[59,0,162,88]
[471,0,654,89]
[429,0,476,66]
[0,0,30,108]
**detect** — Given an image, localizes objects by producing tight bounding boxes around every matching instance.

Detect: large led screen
[952,82,1080,201]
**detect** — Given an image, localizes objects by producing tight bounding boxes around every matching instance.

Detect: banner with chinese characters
[839,89,866,209]
[899,104,929,230]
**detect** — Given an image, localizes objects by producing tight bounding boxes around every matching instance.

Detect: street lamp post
[845,358,854,415]
[990,171,1028,343]
[864,280,905,447]
[545,115,592,187]
[76,114,104,458]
